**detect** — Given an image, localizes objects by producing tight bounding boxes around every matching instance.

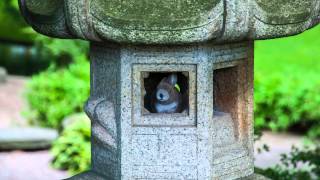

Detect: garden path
[0,76,27,128]
[255,131,305,168]
[0,76,68,180]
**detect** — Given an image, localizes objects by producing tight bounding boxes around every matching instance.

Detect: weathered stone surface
[254,0,313,24]
[242,174,271,180]
[25,0,61,16]
[65,42,254,180]
[19,0,319,44]
[0,128,58,150]
[0,67,7,83]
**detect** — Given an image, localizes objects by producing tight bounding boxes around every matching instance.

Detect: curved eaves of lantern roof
[19,0,320,44]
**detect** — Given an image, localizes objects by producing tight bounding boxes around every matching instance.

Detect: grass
[0,1,36,43]
[254,25,320,134]
[255,25,320,74]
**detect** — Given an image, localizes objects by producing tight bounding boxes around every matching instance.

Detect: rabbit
[151,73,183,113]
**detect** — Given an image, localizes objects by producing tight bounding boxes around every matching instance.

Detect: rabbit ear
[167,73,178,85]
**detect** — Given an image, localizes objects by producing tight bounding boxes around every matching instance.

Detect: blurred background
[0,1,319,180]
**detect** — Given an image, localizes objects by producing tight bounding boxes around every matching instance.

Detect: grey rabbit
[152,73,183,113]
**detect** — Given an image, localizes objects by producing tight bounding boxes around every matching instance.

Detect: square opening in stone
[142,72,189,114]
[213,66,238,119]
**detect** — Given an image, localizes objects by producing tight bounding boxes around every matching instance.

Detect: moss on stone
[91,0,221,30]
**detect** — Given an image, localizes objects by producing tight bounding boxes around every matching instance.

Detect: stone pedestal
[81,42,254,179]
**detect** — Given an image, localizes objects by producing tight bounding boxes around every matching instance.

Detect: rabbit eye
[156,89,169,101]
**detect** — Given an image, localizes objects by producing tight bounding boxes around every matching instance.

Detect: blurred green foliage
[254,25,320,139]
[0,0,36,43]
[23,34,91,174]
[24,27,89,128]
[256,145,320,180]
[34,36,89,65]
[51,114,91,174]
[0,0,56,75]
[25,54,90,128]
[0,43,45,75]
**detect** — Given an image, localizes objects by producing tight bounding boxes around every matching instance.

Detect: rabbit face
[156,88,170,102]
[153,74,182,113]
[156,80,179,104]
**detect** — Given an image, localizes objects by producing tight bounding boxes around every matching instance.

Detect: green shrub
[25,55,90,128]
[254,25,320,138]
[51,114,91,174]
[256,145,320,180]
[0,0,36,42]
[34,37,89,66]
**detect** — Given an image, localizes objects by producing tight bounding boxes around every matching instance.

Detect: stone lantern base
[70,41,254,180]
[69,171,270,180]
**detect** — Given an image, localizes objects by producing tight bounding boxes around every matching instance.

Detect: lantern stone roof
[20,0,320,44]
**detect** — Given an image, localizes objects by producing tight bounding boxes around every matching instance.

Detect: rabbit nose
[157,93,164,101]
[157,89,169,101]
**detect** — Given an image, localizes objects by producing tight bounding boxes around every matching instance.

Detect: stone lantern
[19,0,319,179]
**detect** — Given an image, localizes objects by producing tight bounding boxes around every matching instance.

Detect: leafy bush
[25,55,90,128]
[256,145,320,180]
[0,0,36,42]
[254,25,320,138]
[51,114,91,174]
[34,37,89,66]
